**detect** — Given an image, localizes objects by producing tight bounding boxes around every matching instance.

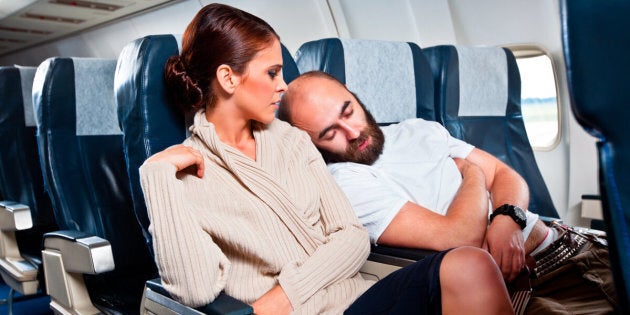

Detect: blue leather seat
[32,57,157,314]
[115,34,298,314]
[295,37,435,123]
[424,45,559,219]
[561,0,630,311]
[0,66,57,306]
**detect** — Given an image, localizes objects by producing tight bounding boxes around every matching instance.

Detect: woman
[140,3,513,314]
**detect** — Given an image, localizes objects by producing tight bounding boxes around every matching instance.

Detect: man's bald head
[277,70,384,165]
[278,71,347,124]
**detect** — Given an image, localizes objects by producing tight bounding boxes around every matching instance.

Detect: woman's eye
[268,70,278,78]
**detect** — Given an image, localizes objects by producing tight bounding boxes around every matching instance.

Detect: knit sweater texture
[139,111,373,314]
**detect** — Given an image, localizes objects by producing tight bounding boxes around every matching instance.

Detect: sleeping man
[277,70,617,314]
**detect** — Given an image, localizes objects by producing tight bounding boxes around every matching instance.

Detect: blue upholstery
[281,44,300,84]
[0,66,58,299]
[32,57,157,314]
[295,38,435,123]
[116,34,301,314]
[561,0,630,311]
[424,45,559,218]
[0,66,57,258]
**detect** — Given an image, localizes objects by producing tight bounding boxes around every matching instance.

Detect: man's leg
[440,247,514,315]
[345,246,513,315]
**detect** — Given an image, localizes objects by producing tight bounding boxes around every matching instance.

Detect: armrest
[144,278,253,315]
[369,244,436,267]
[0,201,33,231]
[43,230,114,274]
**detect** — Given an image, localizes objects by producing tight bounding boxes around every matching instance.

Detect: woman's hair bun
[164,55,204,111]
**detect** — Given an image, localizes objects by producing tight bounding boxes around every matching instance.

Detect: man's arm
[378,158,489,251]
[464,148,529,209]
[464,148,529,281]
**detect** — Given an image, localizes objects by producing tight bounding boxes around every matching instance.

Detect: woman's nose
[278,77,288,91]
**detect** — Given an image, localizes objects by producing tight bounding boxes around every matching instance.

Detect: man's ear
[216,64,239,94]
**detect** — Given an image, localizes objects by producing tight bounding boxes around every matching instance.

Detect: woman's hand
[145,144,205,178]
[251,285,293,315]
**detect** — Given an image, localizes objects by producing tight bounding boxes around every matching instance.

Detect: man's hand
[145,144,205,178]
[485,216,526,282]
[251,285,293,315]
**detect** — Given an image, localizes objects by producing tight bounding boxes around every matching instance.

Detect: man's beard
[320,108,385,165]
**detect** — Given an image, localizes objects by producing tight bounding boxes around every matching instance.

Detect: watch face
[514,206,527,221]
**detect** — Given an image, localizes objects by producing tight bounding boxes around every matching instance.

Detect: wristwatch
[490,204,527,230]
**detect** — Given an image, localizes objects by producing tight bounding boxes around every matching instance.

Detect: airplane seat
[561,0,630,311]
[294,37,435,123]
[32,57,158,314]
[423,45,560,219]
[116,34,302,314]
[293,38,438,273]
[0,66,58,303]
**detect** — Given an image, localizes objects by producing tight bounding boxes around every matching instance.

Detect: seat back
[561,0,630,310]
[294,38,435,123]
[115,34,299,251]
[424,45,559,218]
[0,66,57,258]
[32,57,157,313]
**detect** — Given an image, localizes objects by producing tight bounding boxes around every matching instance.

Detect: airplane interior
[0,0,628,314]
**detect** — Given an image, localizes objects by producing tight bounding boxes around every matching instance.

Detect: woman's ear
[216,64,239,94]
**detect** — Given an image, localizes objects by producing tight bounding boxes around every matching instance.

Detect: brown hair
[164,3,279,112]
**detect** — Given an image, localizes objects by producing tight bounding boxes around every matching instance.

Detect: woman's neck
[205,106,257,160]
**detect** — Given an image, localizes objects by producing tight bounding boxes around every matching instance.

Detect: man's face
[288,77,384,165]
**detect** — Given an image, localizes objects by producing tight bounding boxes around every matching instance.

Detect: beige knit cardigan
[140,111,373,314]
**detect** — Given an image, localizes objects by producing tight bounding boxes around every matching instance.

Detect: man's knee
[441,246,502,285]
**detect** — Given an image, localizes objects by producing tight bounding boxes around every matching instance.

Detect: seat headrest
[281,44,299,84]
[424,45,522,124]
[295,38,435,123]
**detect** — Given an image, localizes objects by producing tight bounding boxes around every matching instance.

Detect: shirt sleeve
[328,164,408,243]
[433,122,475,158]
[139,160,231,307]
[277,137,370,308]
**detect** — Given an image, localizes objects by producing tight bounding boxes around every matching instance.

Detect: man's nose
[339,121,360,140]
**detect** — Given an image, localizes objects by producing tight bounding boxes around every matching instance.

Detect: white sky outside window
[516,55,559,149]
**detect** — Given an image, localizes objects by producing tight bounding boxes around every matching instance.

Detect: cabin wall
[0,0,599,226]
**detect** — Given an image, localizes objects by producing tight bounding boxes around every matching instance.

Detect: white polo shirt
[328,118,538,243]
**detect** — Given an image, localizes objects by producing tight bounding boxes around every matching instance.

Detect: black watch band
[490,204,527,230]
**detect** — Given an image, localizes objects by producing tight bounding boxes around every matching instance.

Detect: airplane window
[510,47,560,150]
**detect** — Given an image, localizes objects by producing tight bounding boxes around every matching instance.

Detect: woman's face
[233,39,287,125]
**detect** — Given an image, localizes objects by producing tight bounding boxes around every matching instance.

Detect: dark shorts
[345,250,449,315]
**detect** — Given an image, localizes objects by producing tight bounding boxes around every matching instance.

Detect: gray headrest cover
[73,58,121,136]
[340,39,416,123]
[456,46,508,117]
[17,66,36,127]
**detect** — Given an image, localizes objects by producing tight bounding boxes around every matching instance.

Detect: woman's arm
[277,139,370,307]
[140,145,230,307]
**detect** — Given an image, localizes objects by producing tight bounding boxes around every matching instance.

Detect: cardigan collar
[190,110,322,254]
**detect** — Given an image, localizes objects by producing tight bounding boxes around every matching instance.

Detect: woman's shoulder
[268,118,311,143]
